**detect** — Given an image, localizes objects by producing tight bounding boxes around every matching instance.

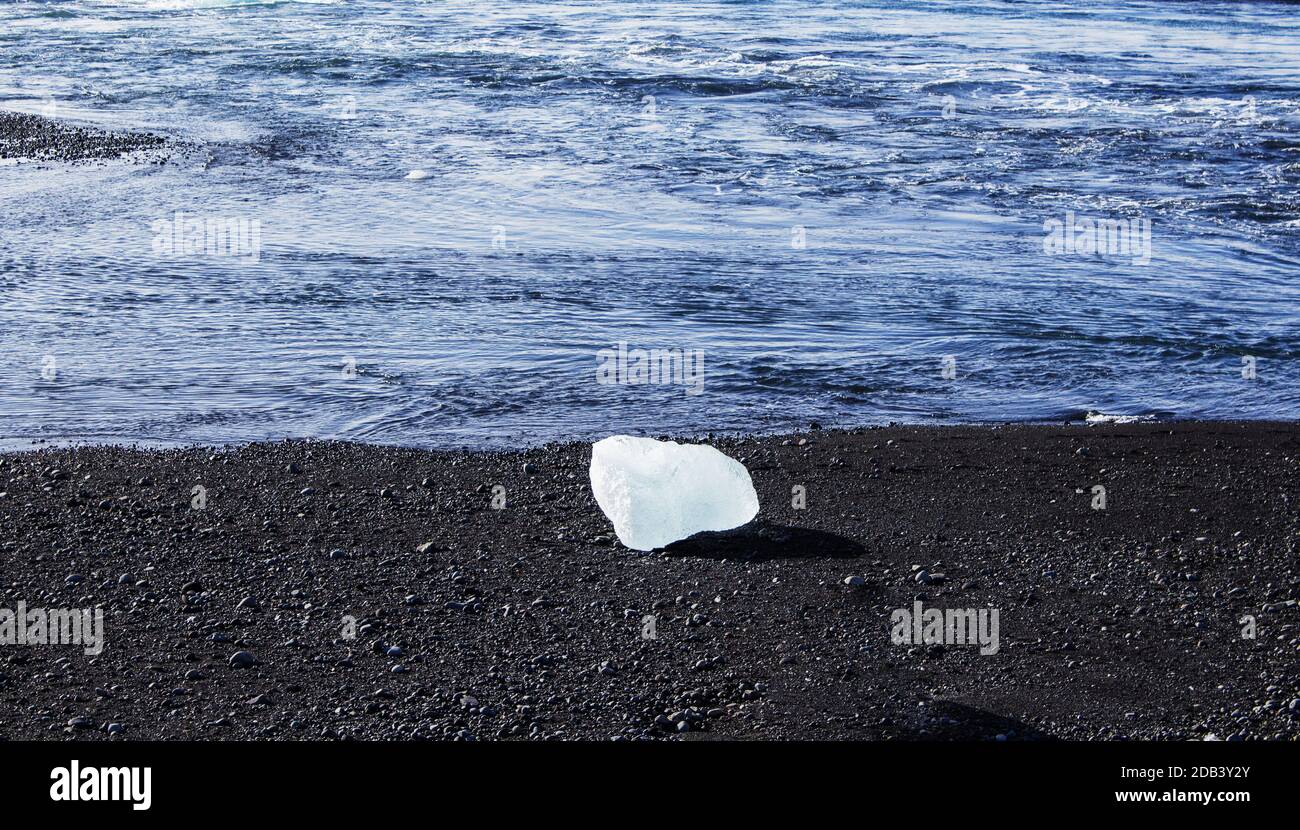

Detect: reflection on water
[0,0,1296,446]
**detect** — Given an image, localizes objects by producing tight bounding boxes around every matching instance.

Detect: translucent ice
[589,435,760,551]
[1084,410,1155,425]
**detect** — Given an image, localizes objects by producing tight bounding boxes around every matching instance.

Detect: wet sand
[0,110,170,163]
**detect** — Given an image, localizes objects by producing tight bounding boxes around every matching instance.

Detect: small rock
[228,651,257,669]
[844,575,866,587]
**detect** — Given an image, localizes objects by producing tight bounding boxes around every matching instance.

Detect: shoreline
[0,110,174,165]
[1,420,1296,740]
[0,413,1288,454]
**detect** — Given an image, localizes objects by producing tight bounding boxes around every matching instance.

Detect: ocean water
[1,0,1297,447]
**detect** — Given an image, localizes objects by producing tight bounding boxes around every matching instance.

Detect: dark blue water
[1,0,1297,447]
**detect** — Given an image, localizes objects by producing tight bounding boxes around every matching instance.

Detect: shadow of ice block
[589,435,760,551]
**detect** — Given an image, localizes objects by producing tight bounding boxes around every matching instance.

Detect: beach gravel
[0,422,1296,741]
[0,110,172,164]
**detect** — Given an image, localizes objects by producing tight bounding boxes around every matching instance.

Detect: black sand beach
[0,111,170,164]
[1,421,1295,741]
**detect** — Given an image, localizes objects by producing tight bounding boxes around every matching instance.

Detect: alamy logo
[1043,211,1151,265]
[151,211,262,263]
[50,761,151,811]
[890,601,1000,655]
[596,341,705,396]
[0,602,104,655]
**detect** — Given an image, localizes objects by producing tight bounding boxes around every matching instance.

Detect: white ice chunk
[589,435,760,551]
[1084,410,1155,425]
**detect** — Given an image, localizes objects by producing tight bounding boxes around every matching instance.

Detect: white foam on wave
[85,0,337,10]
[1085,411,1156,425]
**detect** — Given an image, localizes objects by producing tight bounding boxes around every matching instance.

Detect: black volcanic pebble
[0,110,169,163]
[0,424,1296,742]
